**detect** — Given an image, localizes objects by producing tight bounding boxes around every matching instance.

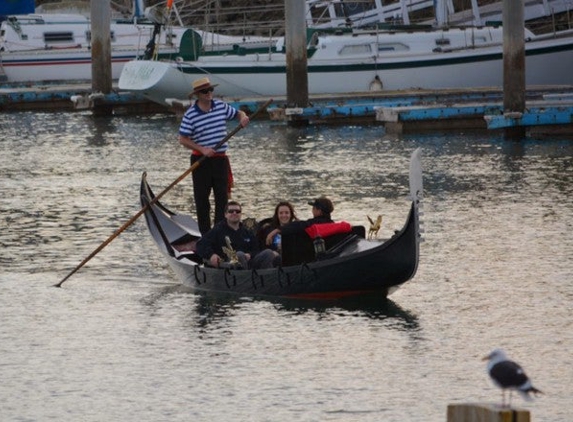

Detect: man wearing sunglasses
[179,77,250,235]
[196,201,277,269]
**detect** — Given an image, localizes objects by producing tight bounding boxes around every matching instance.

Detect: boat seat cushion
[281,225,365,266]
[304,221,352,239]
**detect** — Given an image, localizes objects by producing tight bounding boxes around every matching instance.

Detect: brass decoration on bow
[222,236,239,265]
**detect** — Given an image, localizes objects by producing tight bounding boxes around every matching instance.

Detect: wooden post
[91,0,113,116]
[502,0,525,140]
[447,403,530,422]
[285,0,309,126]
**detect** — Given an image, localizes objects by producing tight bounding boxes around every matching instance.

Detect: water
[1,111,572,421]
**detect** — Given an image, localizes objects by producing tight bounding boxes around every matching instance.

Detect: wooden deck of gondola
[2,82,573,134]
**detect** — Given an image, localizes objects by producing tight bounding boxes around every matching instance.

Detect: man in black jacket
[196,201,276,269]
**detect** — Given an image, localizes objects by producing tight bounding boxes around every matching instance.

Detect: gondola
[140,148,423,299]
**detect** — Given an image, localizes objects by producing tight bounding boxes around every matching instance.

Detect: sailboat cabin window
[85,31,117,43]
[339,44,372,55]
[377,43,409,53]
[43,32,74,43]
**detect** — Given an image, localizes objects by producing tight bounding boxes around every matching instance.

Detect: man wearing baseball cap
[307,196,334,217]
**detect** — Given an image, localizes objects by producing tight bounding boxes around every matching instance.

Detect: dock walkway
[0,82,165,113]
[2,82,573,134]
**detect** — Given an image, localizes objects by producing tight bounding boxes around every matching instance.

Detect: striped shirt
[179,100,238,153]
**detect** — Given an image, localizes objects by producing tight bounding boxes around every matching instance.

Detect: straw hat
[190,77,218,95]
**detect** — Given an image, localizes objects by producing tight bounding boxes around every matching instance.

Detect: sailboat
[118,0,573,105]
[0,0,269,84]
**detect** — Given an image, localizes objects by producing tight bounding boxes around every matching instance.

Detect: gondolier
[178,77,250,234]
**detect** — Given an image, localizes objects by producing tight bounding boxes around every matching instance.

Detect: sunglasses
[227,209,241,214]
[198,87,214,94]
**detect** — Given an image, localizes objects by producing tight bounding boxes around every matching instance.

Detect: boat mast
[133,0,145,18]
[434,0,457,27]
[434,0,485,27]
[470,0,482,25]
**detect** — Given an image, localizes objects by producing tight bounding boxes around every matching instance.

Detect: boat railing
[528,26,573,41]
[164,0,573,38]
[169,0,439,36]
[433,40,503,53]
[306,0,436,28]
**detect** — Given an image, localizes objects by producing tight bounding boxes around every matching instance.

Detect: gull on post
[483,348,543,407]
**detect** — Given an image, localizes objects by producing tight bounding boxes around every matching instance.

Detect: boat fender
[305,221,352,239]
[369,75,383,91]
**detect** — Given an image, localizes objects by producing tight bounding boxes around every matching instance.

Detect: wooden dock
[377,98,573,133]
[2,82,573,134]
[265,87,511,124]
[0,82,166,114]
[266,85,573,134]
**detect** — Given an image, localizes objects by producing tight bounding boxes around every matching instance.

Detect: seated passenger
[254,201,298,268]
[259,201,298,251]
[196,201,275,269]
[280,196,335,236]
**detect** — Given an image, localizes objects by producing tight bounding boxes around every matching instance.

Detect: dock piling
[447,403,530,422]
[502,0,526,139]
[91,0,113,116]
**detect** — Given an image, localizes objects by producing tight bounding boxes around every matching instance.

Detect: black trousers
[191,155,229,234]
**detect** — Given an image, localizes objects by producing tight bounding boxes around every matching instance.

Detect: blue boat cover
[0,0,34,17]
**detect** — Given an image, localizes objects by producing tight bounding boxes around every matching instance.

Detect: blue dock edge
[484,105,573,129]
[2,82,573,134]
[265,89,510,124]
[265,86,573,133]
[376,100,573,131]
[0,82,166,113]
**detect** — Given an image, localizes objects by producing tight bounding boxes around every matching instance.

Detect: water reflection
[86,115,118,146]
[144,289,423,335]
[269,294,419,325]
[2,112,573,422]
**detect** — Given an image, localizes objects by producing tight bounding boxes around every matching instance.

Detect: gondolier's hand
[200,146,216,157]
[238,111,250,128]
[209,254,222,267]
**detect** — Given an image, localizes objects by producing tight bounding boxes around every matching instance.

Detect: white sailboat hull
[1,48,143,82]
[119,27,573,104]
[0,13,186,83]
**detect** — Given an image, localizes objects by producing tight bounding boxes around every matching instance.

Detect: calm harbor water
[1,111,572,421]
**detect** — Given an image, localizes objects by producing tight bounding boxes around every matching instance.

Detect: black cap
[308,196,334,214]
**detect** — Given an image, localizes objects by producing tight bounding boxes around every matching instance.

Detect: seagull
[483,348,543,407]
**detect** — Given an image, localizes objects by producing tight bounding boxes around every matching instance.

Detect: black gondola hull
[140,149,423,299]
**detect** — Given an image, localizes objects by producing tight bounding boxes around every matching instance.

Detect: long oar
[55,98,273,287]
